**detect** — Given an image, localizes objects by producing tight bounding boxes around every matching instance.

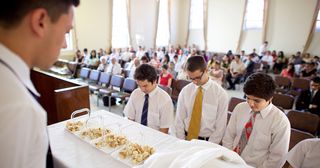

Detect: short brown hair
[185,56,206,72]
[0,0,80,29]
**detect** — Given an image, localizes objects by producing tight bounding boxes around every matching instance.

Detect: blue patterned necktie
[141,94,149,126]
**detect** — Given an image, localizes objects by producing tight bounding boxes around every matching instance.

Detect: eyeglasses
[189,71,204,81]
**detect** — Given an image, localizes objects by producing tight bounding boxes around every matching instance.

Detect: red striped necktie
[234,111,259,155]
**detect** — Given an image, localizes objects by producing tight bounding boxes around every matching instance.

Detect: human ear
[29,8,49,38]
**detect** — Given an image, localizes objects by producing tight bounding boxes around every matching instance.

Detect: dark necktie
[141,94,149,126]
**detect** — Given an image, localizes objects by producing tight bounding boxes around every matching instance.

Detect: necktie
[310,90,315,102]
[234,111,258,155]
[141,94,149,126]
[187,87,203,140]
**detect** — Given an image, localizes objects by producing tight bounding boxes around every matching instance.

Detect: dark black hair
[243,73,276,101]
[0,0,80,28]
[162,64,168,70]
[185,56,206,72]
[134,64,157,83]
[311,76,320,84]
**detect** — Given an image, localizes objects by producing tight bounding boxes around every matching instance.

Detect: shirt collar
[258,102,273,119]
[194,77,212,91]
[0,43,40,96]
[148,86,159,98]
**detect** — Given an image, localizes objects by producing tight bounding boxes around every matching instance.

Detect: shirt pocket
[252,132,271,151]
[202,103,217,121]
[148,111,160,127]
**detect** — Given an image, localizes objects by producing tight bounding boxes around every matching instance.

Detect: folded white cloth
[135,140,253,168]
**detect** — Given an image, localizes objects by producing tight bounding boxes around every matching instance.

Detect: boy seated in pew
[223,73,291,168]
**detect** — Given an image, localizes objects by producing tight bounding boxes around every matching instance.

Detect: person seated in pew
[295,76,320,116]
[300,62,317,78]
[96,57,108,72]
[208,61,223,85]
[158,64,173,87]
[226,54,245,90]
[106,57,122,75]
[286,138,320,168]
[124,64,174,134]
[175,56,228,143]
[223,73,291,168]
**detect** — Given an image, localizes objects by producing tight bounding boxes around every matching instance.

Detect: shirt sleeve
[123,92,136,120]
[174,88,187,139]
[260,114,291,168]
[222,105,240,150]
[209,88,228,144]
[286,140,306,168]
[159,94,174,129]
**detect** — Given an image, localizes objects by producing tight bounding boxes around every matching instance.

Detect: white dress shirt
[261,55,274,67]
[286,138,320,168]
[106,62,122,75]
[223,102,291,168]
[175,79,228,144]
[0,44,48,168]
[124,86,174,131]
[121,51,132,62]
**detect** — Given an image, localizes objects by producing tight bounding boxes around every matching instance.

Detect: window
[316,10,320,32]
[61,31,73,51]
[156,0,170,47]
[189,0,203,29]
[112,0,130,48]
[243,0,264,30]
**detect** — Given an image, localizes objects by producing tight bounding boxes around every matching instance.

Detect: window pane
[189,0,203,29]
[244,0,264,30]
[61,31,73,51]
[156,0,170,46]
[112,0,130,48]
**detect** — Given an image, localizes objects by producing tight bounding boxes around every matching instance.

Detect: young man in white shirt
[124,64,174,134]
[175,56,228,143]
[286,138,320,168]
[223,73,291,168]
[0,1,79,168]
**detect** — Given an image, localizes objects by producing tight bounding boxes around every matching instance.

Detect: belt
[185,131,209,141]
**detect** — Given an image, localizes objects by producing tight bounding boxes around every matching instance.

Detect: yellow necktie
[187,86,203,140]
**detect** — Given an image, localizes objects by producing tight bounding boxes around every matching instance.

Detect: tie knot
[198,86,202,91]
[145,94,149,99]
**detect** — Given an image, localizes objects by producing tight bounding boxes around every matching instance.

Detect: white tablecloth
[48,110,178,168]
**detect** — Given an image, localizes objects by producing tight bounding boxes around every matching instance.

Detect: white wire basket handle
[70,108,91,119]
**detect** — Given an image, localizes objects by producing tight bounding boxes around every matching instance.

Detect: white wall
[130,0,157,49]
[240,31,262,54]
[206,0,245,53]
[74,0,112,51]
[266,0,317,55]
